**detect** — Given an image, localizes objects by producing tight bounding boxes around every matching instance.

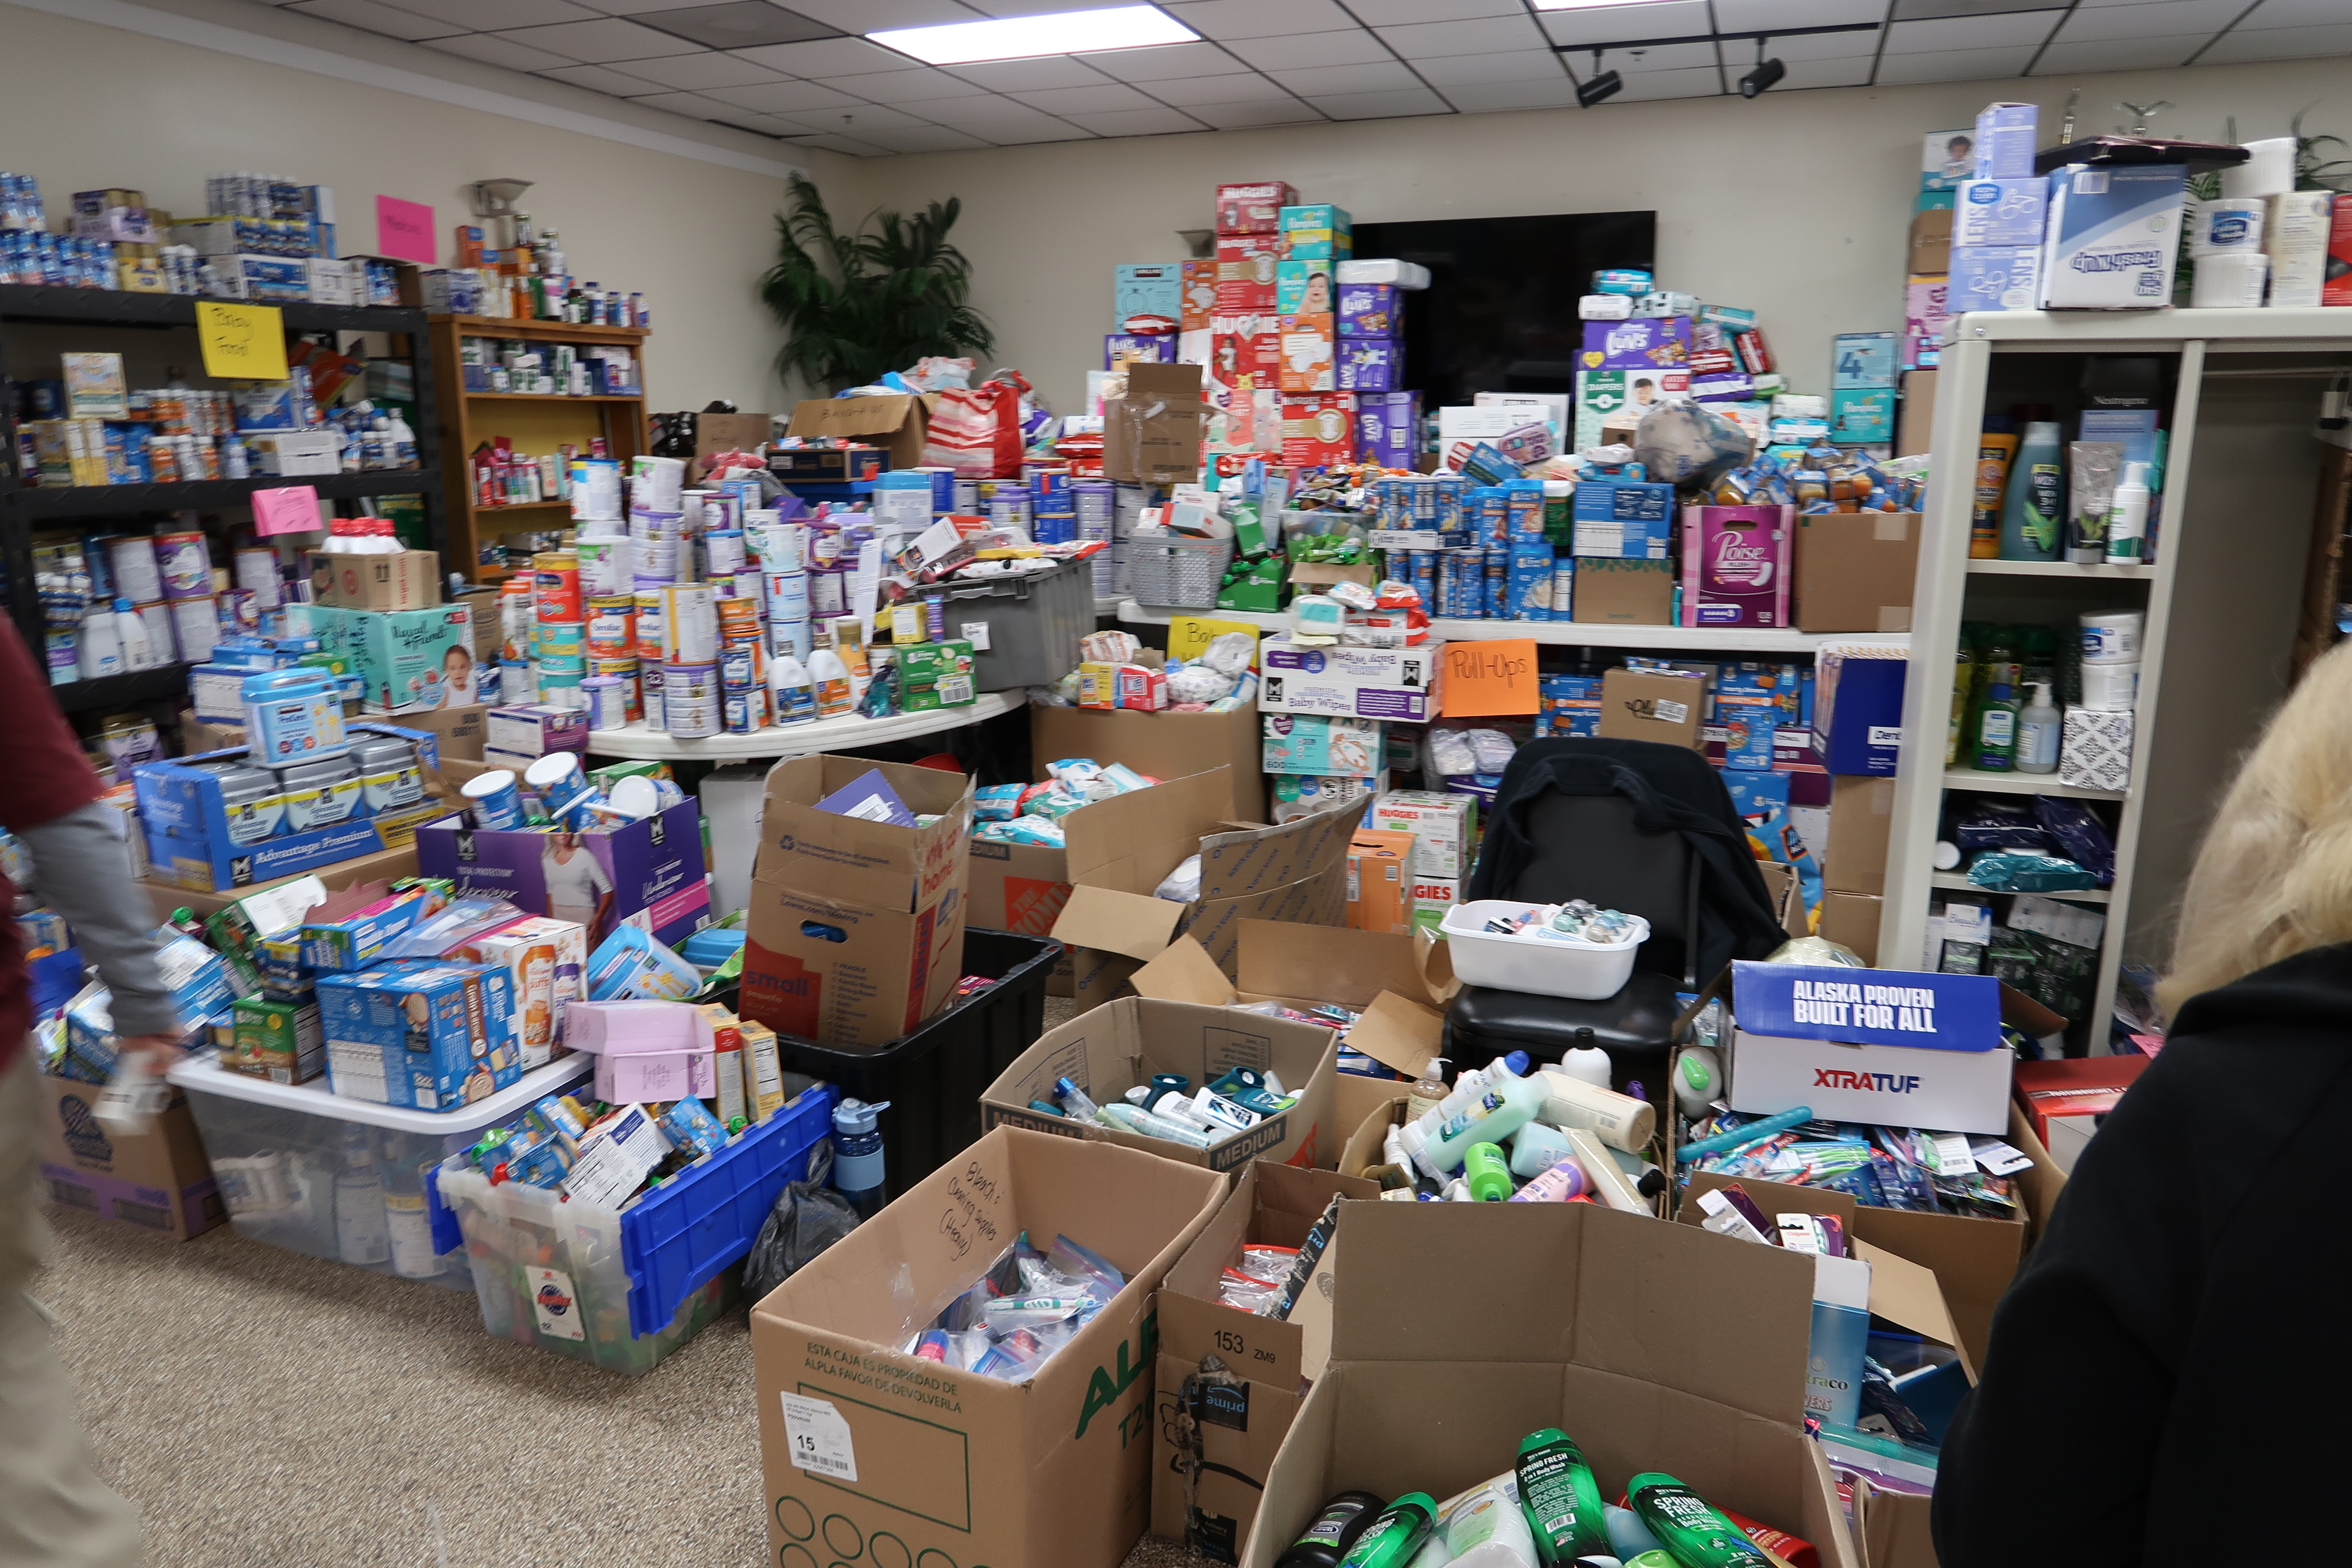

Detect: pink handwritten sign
[374,195,435,265]
[253,485,322,537]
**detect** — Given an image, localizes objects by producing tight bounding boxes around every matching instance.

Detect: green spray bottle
[1338,1493,1439,1568]
[1625,1473,1772,1568]
[1516,1427,1610,1563]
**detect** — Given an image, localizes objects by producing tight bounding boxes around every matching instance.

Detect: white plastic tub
[165,1050,590,1286]
[1439,900,1650,1000]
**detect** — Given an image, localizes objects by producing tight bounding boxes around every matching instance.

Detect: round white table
[581,690,1026,760]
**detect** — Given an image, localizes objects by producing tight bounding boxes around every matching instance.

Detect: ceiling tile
[491,17,705,59]
[916,95,1090,131]
[617,89,745,117]
[1413,49,1575,86]
[1609,62,1727,99]
[420,32,578,69]
[2050,0,2245,33]
[1222,30,1394,69]
[1713,0,1883,28]
[1008,82,1161,112]
[284,0,464,40]
[823,67,991,101]
[1345,0,1522,21]
[1871,42,2038,80]
[2230,0,2352,24]
[853,124,998,151]
[1880,12,2061,50]
[703,110,809,134]
[943,56,1117,89]
[789,131,895,156]
[1265,60,1421,94]
[2196,19,2352,58]
[1060,106,1214,135]
[768,103,937,130]
[625,3,843,49]
[534,61,673,92]
[962,0,1161,12]
[2031,33,2207,69]
[733,36,924,73]
[1161,0,1366,43]
[1077,42,1253,81]
[1771,55,1874,86]
[1440,75,1588,110]
[1746,28,1883,61]
[1183,98,1326,127]
[394,0,594,25]
[776,0,980,22]
[1539,2,1711,48]
[703,77,866,108]
[1596,40,1719,71]
[1144,70,1300,104]
[1303,86,1454,119]
[1376,15,1550,59]
[576,0,761,10]
[613,50,788,87]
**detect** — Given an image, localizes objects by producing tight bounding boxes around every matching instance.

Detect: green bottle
[1998,420,2064,560]
[1626,1474,1772,1568]
[1973,681,2020,772]
[1464,1142,1512,1201]
[1516,1427,1609,1563]
[1338,1493,1438,1568]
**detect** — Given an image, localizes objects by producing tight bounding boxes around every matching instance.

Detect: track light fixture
[1577,49,1622,107]
[1740,37,1785,98]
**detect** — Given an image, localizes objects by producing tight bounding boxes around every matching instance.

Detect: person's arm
[20,804,178,1040]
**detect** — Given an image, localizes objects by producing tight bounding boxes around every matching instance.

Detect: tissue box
[2061,707,2134,791]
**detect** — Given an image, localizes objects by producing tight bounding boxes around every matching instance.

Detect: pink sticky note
[374,195,435,265]
[253,485,322,537]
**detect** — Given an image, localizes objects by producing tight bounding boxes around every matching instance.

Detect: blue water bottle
[831,1098,892,1220]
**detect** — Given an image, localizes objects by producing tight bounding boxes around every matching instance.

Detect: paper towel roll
[2222,137,2297,200]
[2192,251,2269,307]
[2190,198,2266,255]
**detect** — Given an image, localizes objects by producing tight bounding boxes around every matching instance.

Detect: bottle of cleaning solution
[1277,1491,1390,1568]
[1462,1141,1512,1201]
[1972,681,2020,771]
[1559,1029,1611,1090]
[334,1126,391,1267]
[2105,460,2150,563]
[1998,420,2064,561]
[809,645,853,718]
[1516,1428,1610,1563]
[78,603,122,680]
[830,1098,892,1220]
[1626,1474,1772,1568]
[769,653,816,723]
[1338,1494,1439,1568]
[1406,1057,1449,1125]
[111,597,152,671]
[2016,682,2061,774]
[1424,1064,1550,1173]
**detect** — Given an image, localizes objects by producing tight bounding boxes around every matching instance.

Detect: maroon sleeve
[0,622,107,1068]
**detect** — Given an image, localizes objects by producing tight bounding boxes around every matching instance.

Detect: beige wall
[0,2,858,414]
[852,58,2352,413]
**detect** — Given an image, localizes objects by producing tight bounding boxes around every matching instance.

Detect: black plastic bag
[743,1141,861,1305]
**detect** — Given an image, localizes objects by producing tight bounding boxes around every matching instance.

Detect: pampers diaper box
[2037,163,2187,309]
[351,603,475,714]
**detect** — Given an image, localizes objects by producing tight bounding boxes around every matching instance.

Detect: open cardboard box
[36,1067,222,1240]
[980,996,1340,1175]
[1237,1200,1860,1568]
[1031,703,1266,825]
[753,1127,1225,1568]
[1152,1161,1380,1558]
[1104,361,1209,484]
[785,393,930,469]
[1047,773,1361,1009]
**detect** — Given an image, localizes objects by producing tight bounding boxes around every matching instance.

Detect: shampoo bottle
[1625,1475,1772,1568]
[1424,1066,1549,1173]
[1997,420,2064,561]
[1558,1028,1611,1089]
[1516,1427,1610,1563]
[1972,681,2020,772]
[1604,1504,1667,1564]
[2016,682,2061,774]
[1278,1491,1390,1568]
[1339,1494,1439,1568]
[2105,459,2150,563]
[1406,1057,1450,1124]
[1463,1141,1512,1201]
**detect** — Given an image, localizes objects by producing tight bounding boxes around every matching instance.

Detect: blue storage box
[1815,657,1906,776]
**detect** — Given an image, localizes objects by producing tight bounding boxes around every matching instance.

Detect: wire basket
[1125,535,1235,609]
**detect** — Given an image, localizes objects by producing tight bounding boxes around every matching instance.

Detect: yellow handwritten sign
[1441,638,1539,717]
[196,300,288,381]
[1167,615,1262,669]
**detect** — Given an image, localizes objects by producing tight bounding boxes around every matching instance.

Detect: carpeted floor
[35,996,1222,1568]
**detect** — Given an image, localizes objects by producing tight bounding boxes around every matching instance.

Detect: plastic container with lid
[350,737,423,813]
[462,769,526,830]
[216,767,286,846]
[277,755,363,830]
[242,670,348,763]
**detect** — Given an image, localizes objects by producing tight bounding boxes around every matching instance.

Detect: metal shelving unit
[1883,307,2352,1048]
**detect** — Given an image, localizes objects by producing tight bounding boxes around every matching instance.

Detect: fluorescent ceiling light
[871,5,1197,65]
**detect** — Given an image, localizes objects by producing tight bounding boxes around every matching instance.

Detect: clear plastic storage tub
[1439,900,1651,1001]
[165,1050,592,1287]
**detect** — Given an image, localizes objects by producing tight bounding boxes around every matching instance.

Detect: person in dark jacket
[1933,646,2352,1567]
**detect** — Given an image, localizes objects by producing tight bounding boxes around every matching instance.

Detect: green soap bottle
[1972,681,2020,772]
[1464,1141,1512,1201]
[1626,1473,1772,1568]
[1338,1493,1438,1568]
[1515,1427,1609,1564]
[1998,420,2064,560]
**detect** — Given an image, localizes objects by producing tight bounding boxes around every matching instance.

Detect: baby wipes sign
[1730,962,2001,1053]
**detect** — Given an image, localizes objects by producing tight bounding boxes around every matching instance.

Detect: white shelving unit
[1883,307,2352,1047]
[1117,599,1909,656]
[582,691,1025,760]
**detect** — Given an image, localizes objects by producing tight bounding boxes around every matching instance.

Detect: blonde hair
[2159,640,2352,1017]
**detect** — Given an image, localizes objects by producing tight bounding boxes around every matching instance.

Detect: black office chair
[1446,790,1703,1094]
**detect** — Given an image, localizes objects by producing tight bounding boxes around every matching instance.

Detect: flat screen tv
[1348,211,1657,411]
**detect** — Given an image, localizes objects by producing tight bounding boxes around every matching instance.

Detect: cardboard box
[1816,655,1905,776]
[1031,703,1265,824]
[1571,557,1675,625]
[739,756,974,1050]
[307,548,440,611]
[982,996,1338,1175]
[397,702,487,764]
[140,842,420,924]
[1906,206,1954,277]
[1104,362,1209,484]
[786,394,929,470]
[693,410,773,466]
[1795,512,1919,634]
[1237,1201,1859,1568]
[349,603,476,714]
[754,1128,1225,1568]
[1598,667,1706,750]
[414,799,708,949]
[1825,775,1896,896]
[1129,922,1452,1078]
[1344,830,1412,935]
[1258,640,1437,724]
[1152,1162,1379,1556]
[2038,162,2184,310]
[36,1069,223,1240]
[1819,890,1882,964]
[1896,370,1936,457]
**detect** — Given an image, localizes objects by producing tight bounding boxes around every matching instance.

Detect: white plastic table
[581,689,1026,760]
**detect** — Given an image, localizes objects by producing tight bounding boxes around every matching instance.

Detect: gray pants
[0,1052,145,1568]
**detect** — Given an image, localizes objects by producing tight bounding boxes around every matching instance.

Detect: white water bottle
[113,597,153,671]
[2017,682,2062,775]
[79,604,122,679]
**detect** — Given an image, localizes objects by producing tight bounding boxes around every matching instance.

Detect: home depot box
[36,1069,223,1240]
[1597,667,1706,750]
[982,996,1339,1175]
[1236,1201,1859,1568]
[740,756,975,1050]
[1795,513,1920,634]
[1153,1162,1380,1557]
[754,1128,1225,1568]
[786,393,928,469]
[1046,773,1360,1008]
